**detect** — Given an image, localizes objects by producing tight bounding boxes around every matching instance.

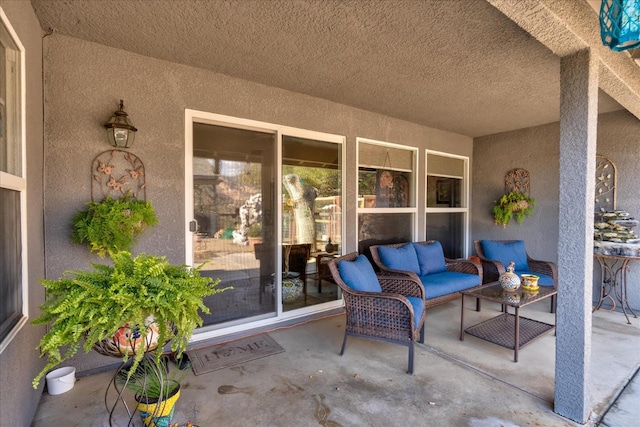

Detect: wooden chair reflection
[255,243,311,303]
[284,244,312,282]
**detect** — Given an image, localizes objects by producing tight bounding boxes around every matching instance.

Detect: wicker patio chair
[370,241,482,310]
[328,252,426,374]
[474,239,558,312]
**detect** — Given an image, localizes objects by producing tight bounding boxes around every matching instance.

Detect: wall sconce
[104,100,137,148]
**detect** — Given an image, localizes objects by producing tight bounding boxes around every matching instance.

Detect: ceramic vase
[325,238,335,254]
[271,272,304,303]
[499,261,521,292]
[281,273,304,303]
[111,316,160,356]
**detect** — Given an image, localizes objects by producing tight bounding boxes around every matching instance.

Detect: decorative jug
[325,238,335,254]
[499,261,521,292]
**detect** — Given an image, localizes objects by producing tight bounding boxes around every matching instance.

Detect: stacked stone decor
[594,210,640,256]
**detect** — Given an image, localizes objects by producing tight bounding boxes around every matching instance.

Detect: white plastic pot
[45,366,76,395]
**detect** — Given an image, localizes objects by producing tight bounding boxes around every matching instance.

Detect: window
[357,138,417,245]
[0,8,26,354]
[425,151,468,259]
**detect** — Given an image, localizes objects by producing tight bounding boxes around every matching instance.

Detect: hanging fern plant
[72,193,158,257]
[32,250,230,388]
[492,191,536,228]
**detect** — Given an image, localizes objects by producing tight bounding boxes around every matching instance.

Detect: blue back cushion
[413,241,447,275]
[377,244,420,275]
[481,240,529,271]
[338,255,382,292]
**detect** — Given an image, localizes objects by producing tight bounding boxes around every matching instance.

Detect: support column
[555,49,598,423]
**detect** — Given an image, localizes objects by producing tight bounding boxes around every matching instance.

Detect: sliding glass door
[191,123,278,327]
[187,113,344,333]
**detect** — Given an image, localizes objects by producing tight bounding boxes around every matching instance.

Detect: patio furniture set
[329,239,559,373]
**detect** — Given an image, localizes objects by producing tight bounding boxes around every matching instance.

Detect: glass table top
[462,282,556,307]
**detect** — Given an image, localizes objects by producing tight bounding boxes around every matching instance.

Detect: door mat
[187,333,285,376]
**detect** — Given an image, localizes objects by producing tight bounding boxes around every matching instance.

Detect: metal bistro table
[593,253,639,324]
[460,282,556,362]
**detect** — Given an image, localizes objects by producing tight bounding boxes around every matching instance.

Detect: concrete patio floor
[32,298,640,427]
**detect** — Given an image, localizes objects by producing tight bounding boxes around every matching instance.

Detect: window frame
[356,137,419,241]
[0,7,28,354]
[425,149,470,258]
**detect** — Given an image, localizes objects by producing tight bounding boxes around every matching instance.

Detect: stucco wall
[471,122,560,260]
[0,1,46,426]
[472,110,640,312]
[42,34,473,374]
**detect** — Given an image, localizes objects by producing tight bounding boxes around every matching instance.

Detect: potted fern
[72,193,158,257]
[32,250,231,389]
[492,191,536,227]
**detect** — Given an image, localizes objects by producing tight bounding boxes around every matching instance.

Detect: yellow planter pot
[136,382,180,427]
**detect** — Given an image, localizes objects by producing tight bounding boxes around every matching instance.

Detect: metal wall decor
[91,149,146,201]
[374,151,410,207]
[504,168,530,194]
[595,155,617,213]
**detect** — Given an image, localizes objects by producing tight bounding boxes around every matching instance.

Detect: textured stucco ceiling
[30,0,632,138]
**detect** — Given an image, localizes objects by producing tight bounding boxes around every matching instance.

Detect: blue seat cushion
[515,271,554,287]
[378,244,420,275]
[338,255,382,292]
[405,296,425,329]
[420,272,481,299]
[413,241,447,275]
[481,240,529,271]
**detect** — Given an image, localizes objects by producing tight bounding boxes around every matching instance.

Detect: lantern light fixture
[104,100,137,148]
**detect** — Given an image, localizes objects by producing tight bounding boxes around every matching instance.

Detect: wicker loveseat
[370,240,482,310]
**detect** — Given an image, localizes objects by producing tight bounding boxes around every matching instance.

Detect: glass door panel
[281,135,342,311]
[192,123,277,327]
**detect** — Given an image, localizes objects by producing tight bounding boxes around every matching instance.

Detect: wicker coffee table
[460,282,556,362]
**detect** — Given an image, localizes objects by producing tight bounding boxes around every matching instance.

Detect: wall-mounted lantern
[104,100,137,148]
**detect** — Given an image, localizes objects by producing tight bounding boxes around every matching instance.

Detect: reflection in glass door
[192,123,277,327]
[281,135,343,312]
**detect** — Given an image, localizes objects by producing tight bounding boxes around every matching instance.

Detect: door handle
[189,220,198,233]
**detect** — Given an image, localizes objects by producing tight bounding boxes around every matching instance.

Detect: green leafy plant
[492,191,536,227]
[32,250,231,389]
[72,193,158,257]
[117,356,188,401]
[247,222,262,238]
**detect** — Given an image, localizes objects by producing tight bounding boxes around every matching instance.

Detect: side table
[593,253,639,324]
[316,253,338,293]
[460,282,556,362]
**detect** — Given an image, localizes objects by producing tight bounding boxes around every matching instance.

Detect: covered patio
[2,1,640,425]
[32,299,639,426]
